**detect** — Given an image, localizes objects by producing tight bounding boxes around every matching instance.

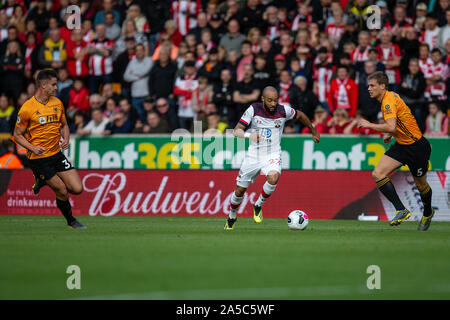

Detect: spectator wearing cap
[174,60,198,130]
[219,19,247,55]
[375,0,391,27]
[233,63,260,122]
[124,43,153,122]
[414,2,428,31]
[420,13,441,50]
[312,46,334,109]
[376,29,402,90]
[149,48,178,100]
[436,8,450,52]
[328,65,358,118]
[208,13,227,45]
[358,60,381,122]
[397,58,427,131]
[197,47,223,87]
[273,54,287,80]
[155,97,179,132]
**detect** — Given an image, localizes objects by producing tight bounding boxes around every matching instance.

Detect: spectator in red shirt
[328,108,351,134]
[68,78,90,118]
[302,105,330,134]
[66,29,89,79]
[328,65,358,118]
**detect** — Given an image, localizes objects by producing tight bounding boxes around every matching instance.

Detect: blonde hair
[6,40,21,57]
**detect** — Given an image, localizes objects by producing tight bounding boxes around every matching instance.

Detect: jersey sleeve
[15,104,30,129]
[238,106,254,128]
[284,105,297,120]
[382,96,398,120]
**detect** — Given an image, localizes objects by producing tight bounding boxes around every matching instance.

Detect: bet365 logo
[366,5,382,30]
[66,5,81,30]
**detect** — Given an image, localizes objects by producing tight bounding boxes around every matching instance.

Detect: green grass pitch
[1,215,450,300]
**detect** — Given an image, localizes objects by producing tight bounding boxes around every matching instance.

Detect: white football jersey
[239,102,297,156]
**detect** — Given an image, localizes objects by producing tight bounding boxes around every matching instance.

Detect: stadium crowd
[0,0,449,160]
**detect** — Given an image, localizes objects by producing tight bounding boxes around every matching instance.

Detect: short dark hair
[368,71,389,88]
[36,69,58,87]
[431,48,442,55]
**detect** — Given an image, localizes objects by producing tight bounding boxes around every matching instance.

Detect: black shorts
[28,152,74,181]
[385,136,431,177]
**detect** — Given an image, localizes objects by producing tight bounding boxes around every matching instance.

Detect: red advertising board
[1,170,449,220]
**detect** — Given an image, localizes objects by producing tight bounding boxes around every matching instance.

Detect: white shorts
[236,153,282,188]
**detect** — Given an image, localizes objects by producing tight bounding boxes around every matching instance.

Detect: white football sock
[229,193,243,219]
[255,181,277,207]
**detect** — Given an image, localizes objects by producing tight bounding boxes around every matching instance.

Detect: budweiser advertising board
[0,170,449,221]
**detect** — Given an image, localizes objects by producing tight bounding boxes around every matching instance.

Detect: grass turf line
[1,215,450,299]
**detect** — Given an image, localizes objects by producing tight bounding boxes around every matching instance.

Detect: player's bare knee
[69,184,83,195]
[267,173,280,185]
[234,186,246,197]
[371,170,383,182]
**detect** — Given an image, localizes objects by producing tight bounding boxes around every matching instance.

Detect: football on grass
[287,210,309,230]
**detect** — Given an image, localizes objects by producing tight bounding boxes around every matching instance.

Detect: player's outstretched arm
[13,126,45,156]
[357,117,396,134]
[296,110,320,143]
[233,123,260,143]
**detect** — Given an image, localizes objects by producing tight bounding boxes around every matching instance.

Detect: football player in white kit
[225,86,320,230]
